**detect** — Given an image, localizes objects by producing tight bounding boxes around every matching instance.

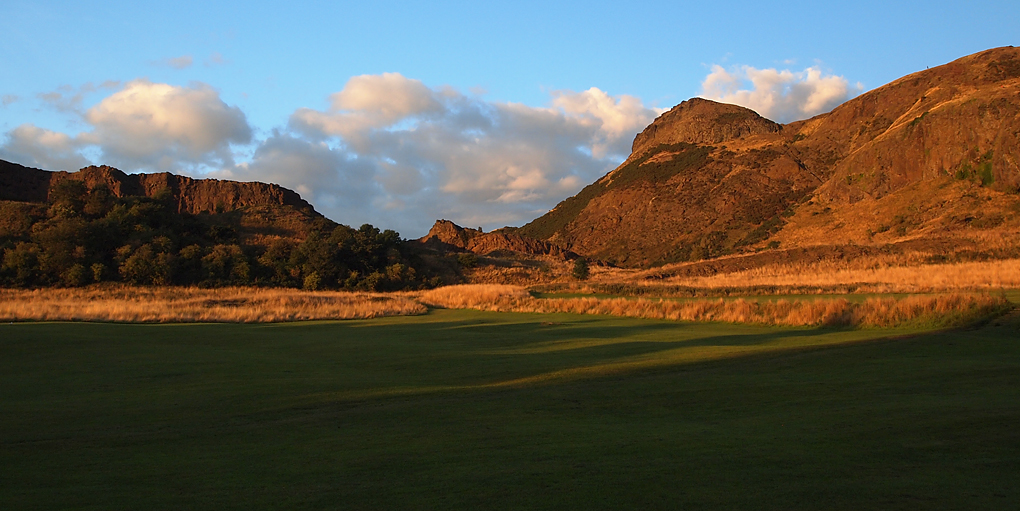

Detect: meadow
[2,308,1018,509]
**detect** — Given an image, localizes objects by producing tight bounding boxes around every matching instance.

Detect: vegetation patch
[955,149,996,186]
[0,180,442,291]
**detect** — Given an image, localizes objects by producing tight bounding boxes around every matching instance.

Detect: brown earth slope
[515,46,1020,267]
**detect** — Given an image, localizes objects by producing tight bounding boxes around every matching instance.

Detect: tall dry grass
[0,286,426,323]
[647,258,1020,293]
[416,284,1009,328]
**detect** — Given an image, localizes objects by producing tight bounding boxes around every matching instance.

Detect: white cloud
[291,73,445,140]
[226,132,378,211]
[700,64,862,123]
[274,76,660,234]
[1,94,18,107]
[551,87,662,157]
[2,74,660,237]
[0,124,90,170]
[79,79,252,171]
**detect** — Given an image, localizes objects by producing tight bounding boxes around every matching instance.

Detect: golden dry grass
[654,258,1020,293]
[0,286,426,323]
[416,284,1008,328]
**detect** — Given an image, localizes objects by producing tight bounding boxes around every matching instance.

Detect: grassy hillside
[2,309,1018,509]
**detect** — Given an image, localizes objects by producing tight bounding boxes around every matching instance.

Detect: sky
[1,0,1016,238]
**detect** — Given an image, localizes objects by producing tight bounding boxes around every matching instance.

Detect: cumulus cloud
[700,64,862,123]
[225,132,379,218]
[3,73,659,236]
[292,73,446,139]
[0,124,90,170]
[3,79,251,174]
[2,94,18,107]
[79,79,252,170]
[278,73,659,234]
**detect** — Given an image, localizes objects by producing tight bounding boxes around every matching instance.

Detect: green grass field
[2,309,1018,509]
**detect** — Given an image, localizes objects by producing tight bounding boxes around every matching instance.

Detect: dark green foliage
[955,150,996,186]
[518,143,712,240]
[457,253,478,268]
[906,111,929,130]
[572,257,590,280]
[0,186,437,290]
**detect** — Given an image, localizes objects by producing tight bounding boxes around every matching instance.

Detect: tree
[572,258,590,280]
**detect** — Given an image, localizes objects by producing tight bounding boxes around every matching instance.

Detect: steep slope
[518,100,818,266]
[517,46,1020,267]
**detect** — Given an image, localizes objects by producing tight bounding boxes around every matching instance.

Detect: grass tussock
[416,284,1009,328]
[0,286,426,323]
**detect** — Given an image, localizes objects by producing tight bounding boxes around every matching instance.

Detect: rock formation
[0,160,325,245]
[421,220,575,259]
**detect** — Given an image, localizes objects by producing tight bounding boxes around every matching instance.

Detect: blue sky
[1,0,1016,237]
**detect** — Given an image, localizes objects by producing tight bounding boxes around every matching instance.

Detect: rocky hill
[420,219,575,259]
[1,159,324,245]
[0,160,453,290]
[515,46,1020,267]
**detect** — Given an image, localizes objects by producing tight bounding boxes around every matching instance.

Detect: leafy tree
[2,242,41,286]
[572,258,590,280]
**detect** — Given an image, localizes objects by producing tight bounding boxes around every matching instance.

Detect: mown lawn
[1,309,1018,509]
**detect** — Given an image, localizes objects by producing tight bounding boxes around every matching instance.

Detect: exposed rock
[0,160,316,215]
[421,219,483,249]
[0,159,326,245]
[630,98,782,158]
[420,220,575,259]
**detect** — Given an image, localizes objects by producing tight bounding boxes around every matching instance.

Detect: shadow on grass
[289,312,899,405]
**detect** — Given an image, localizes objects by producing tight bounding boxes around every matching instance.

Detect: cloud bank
[1,80,252,173]
[700,64,862,123]
[252,73,659,234]
[0,73,659,236]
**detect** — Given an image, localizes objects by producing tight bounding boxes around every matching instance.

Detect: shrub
[572,258,590,280]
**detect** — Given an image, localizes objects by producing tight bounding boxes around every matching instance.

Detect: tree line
[0,180,444,290]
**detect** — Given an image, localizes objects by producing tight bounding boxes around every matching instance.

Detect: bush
[572,258,590,280]
[457,253,478,268]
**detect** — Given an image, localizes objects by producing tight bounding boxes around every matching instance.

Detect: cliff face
[0,160,325,245]
[0,160,315,215]
[516,46,1020,267]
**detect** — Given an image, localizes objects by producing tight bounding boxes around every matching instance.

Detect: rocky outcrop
[630,98,782,158]
[0,159,326,245]
[0,160,316,215]
[421,220,484,249]
[420,220,575,258]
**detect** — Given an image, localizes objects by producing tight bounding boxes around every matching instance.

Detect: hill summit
[514,46,1020,267]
